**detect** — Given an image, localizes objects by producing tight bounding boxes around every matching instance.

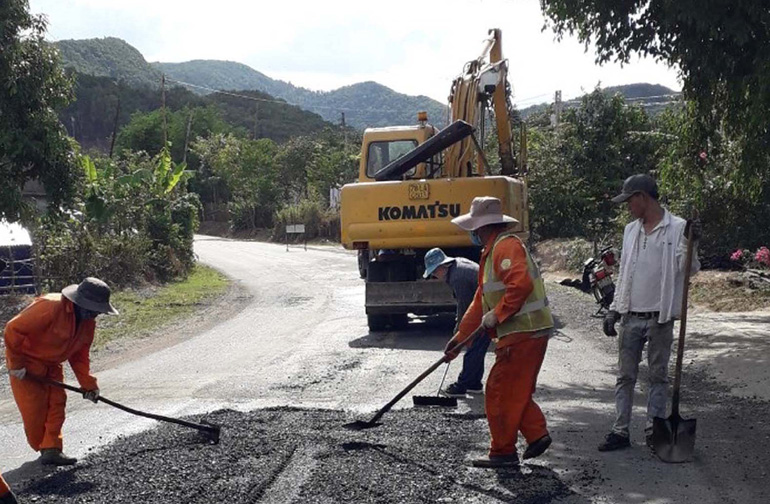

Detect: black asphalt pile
[19,407,577,503]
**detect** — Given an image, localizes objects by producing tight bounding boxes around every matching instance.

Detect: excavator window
[366,140,418,179]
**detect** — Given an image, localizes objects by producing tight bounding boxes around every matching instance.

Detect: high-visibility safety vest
[482,232,554,338]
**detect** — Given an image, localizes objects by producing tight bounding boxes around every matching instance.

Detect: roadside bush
[34,146,199,290]
[272,198,340,241]
[731,246,770,270]
[35,217,152,291]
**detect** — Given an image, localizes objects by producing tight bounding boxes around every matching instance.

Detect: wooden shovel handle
[672,216,697,416]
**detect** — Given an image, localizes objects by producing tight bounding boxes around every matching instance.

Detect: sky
[29,0,681,107]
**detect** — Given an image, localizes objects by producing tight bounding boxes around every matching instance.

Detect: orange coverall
[4,294,98,452]
[0,473,10,497]
[454,229,549,457]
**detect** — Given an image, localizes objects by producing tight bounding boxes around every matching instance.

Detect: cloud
[30,0,681,104]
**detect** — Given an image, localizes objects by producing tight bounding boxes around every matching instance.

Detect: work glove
[482,311,498,329]
[82,388,100,403]
[685,219,702,242]
[444,337,461,362]
[603,310,621,337]
[8,368,26,380]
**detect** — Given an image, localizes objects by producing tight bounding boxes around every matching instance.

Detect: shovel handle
[367,325,484,425]
[37,377,219,437]
[671,217,697,417]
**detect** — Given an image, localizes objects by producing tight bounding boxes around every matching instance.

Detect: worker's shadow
[5,461,94,497]
[489,463,592,503]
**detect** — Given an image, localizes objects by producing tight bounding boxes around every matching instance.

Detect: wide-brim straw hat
[62,277,119,315]
[451,196,519,231]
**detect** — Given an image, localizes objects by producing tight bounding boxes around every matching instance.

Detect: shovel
[345,325,483,430]
[40,377,221,444]
[652,219,697,462]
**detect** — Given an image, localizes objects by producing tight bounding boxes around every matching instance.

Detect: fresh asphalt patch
[18,407,579,503]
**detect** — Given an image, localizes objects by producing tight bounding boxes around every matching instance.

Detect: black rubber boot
[471,454,520,468]
[523,434,552,460]
[597,432,631,452]
[39,448,77,466]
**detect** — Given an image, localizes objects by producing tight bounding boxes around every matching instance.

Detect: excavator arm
[444,28,520,178]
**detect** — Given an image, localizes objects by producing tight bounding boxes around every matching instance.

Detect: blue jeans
[612,314,674,437]
[456,332,492,389]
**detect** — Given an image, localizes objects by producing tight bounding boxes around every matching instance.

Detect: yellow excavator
[340,29,529,331]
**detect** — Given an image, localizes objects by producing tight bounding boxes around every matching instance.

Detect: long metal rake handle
[44,378,220,439]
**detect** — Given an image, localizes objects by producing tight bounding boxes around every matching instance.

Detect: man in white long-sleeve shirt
[598,174,701,452]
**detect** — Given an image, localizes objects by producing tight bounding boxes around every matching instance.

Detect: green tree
[0,0,78,221]
[540,0,770,196]
[193,134,281,230]
[115,105,228,169]
[527,88,661,240]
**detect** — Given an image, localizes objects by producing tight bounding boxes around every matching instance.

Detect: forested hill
[154,60,448,128]
[55,38,448,129]
[56,37,162,88]
[61,73,332,152]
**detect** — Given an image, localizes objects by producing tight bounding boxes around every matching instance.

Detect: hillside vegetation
[61,72,333,152]
[56,37,161,88]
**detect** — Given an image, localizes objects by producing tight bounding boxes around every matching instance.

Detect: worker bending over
[4,277,118,466]
[423,248,489,396]
[444,197,554,468]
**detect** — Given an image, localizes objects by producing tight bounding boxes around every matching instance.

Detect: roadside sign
[286,224,306,234]
[285,223,307,251]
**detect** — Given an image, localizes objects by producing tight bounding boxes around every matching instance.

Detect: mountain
[54,38,447,129]
[154,60,448,129]
[56,37,162,88]
[153,60,285,97]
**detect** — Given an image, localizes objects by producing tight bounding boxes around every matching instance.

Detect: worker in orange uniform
[4,277,118,466]
[445,197,555,468]
[0,473,18,504]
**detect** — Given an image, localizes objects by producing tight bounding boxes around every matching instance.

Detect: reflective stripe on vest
[482,233,554,338]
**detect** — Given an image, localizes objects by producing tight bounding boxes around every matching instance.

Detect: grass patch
[94,264,229,348]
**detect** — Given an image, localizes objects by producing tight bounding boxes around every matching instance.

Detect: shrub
[272,199,340,242]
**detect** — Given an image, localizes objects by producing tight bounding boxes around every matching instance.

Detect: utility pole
[341,111,347,148]
[161,74,168,145]
[108,92,121,159]
[550,90,562,127]
[253,103,260,140]
[182,109,194,164]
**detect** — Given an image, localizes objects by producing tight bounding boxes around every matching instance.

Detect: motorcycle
[581,246,617,315]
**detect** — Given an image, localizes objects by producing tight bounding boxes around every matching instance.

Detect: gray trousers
[612,314,674,437]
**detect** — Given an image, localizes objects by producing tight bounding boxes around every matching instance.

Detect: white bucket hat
[451,196,518,231]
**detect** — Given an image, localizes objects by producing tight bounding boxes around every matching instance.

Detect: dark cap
[62,277,119,315]
[611,174,658,203]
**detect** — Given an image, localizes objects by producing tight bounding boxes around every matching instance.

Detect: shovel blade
[652,414,697,463]
[412,396,458,407]
[343,420,382,431]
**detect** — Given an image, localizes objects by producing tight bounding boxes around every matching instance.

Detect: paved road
[2,236,768,503]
